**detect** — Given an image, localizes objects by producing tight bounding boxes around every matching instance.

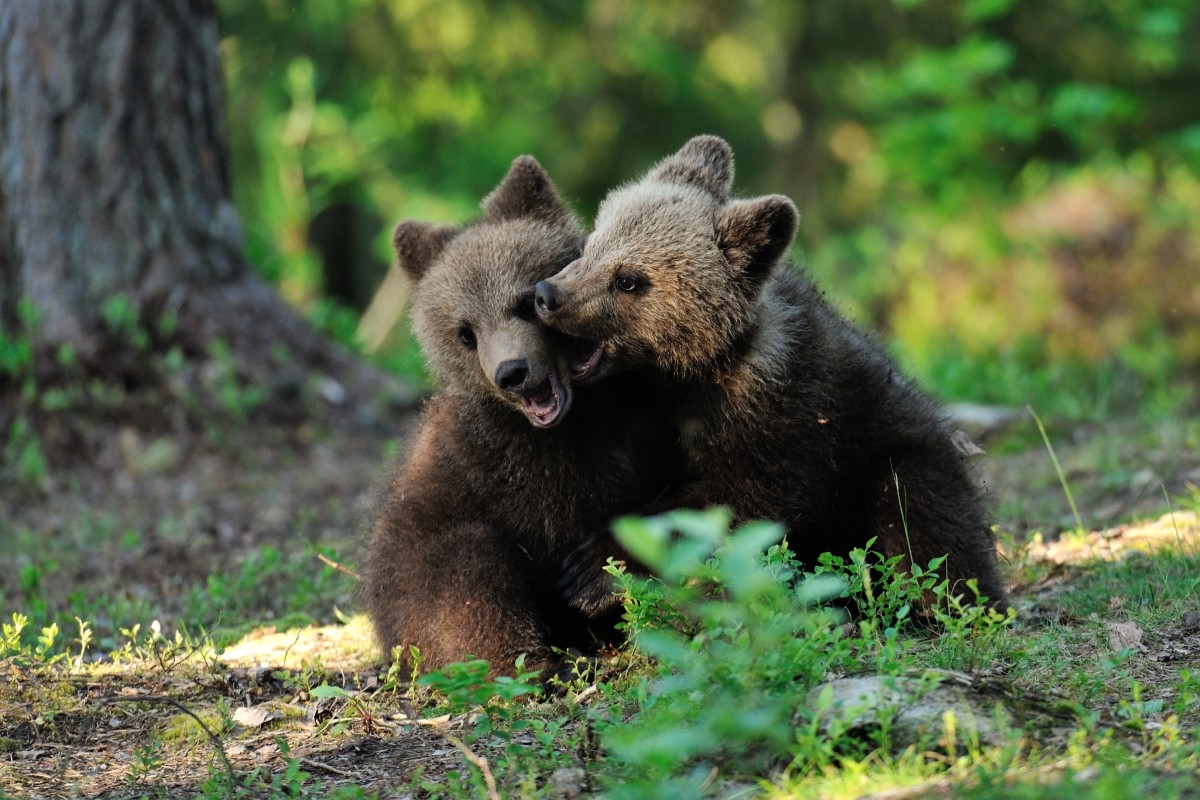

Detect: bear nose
[495,359,530,392]
[534,280,558,315]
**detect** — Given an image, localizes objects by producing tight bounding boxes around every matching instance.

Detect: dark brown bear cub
[535,136,1007,610]
[363,156,680,677]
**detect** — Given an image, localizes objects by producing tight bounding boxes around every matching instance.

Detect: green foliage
[0,303,49,488]
[417,656,541,742]
[0,314,33,380]
[202,339,268,423]
[216,0,1200,396]
[100,294,151,351]
[595,510,1012,794]
[128,735,164,785]
[418,658,540,713]
[183,544,353,641]
[2,416,47,487]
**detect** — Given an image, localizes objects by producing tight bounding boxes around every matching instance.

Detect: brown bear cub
[535,136,1007,609]
[363,156,681,677]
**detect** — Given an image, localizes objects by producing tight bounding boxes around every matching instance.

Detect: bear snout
[534,280,559,316]
[495,359,532,392]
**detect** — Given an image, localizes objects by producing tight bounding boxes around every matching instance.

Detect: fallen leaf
[416,714,452,727]
[1107,621,1144,653]
[232,704,278,728]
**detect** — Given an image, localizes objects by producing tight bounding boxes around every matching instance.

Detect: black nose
[534,280,558,315]
[495,359,530,392]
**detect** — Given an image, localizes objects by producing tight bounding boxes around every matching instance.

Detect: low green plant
[0,303,34,380]
[128,735,164,785]
[595,509,1012,797]
[417,656,541,741]
[307,683,388,736]
[3,416,48,486]
[204,338,268,423]
[100,294,151,351]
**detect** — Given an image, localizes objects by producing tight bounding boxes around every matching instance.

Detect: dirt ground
[1,402,1199,797]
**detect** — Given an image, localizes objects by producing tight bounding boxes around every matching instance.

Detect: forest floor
[2,401,1200,798]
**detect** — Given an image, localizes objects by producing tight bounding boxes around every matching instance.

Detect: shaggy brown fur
[535,136,1007,609]
[363,157,680,676]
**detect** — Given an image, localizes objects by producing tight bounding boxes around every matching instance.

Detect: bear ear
[649,135,734,198]
[392,220,458,281]
[481,155,575,227]
[717,194,798,284]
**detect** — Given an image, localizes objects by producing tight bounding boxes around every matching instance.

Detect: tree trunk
[0,0,394,410]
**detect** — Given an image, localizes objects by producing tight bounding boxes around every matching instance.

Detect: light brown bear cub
[535,136,1007,609]
[363,157,680,676]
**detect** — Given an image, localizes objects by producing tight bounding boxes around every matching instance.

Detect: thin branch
[300,757,354,777]
[317,552,362,581]
[102,694,236,787]
[441,732,501,800]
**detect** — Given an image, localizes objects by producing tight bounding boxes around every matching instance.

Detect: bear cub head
[535,135,798,379]
[396,156,606,426]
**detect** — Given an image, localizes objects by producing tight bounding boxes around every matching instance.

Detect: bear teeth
[521,374,564,426]
[572,341,606,381]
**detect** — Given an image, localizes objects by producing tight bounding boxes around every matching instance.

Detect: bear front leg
[557,532,646,619]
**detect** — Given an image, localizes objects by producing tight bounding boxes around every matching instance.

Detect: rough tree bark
[0,0,390,408]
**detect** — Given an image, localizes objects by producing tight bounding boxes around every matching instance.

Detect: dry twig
[441,732,500,800]
[317,553,362,581]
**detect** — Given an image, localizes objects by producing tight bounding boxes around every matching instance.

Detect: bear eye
[456,324,477,349]
[614,273,645,293]
[513,291,537,322]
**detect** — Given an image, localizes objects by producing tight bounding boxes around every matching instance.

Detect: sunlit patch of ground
[219,615,379,673]
[1020,509,1200,566]
[0,620,471,798]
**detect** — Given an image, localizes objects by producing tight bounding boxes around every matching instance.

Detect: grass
[1029,405,1085,534]
[0,520,357,657]
[4,495,1200,798]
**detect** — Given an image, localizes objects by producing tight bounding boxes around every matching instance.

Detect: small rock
[805,673,1011,751]
[319,376,348,406]
[1106,621,1144,653]
[549,767,587,799]
[1129,468,1157,489]
[117,428,181,477]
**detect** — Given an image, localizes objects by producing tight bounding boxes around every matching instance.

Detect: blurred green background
[216,0,1200,418]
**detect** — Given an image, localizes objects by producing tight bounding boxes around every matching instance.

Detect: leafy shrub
[596,509,1012,796]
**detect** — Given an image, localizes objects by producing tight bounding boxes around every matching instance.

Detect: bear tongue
[521,371,564,426]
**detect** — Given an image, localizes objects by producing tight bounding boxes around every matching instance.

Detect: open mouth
[571,341,606,382]
[519,369,566,427]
